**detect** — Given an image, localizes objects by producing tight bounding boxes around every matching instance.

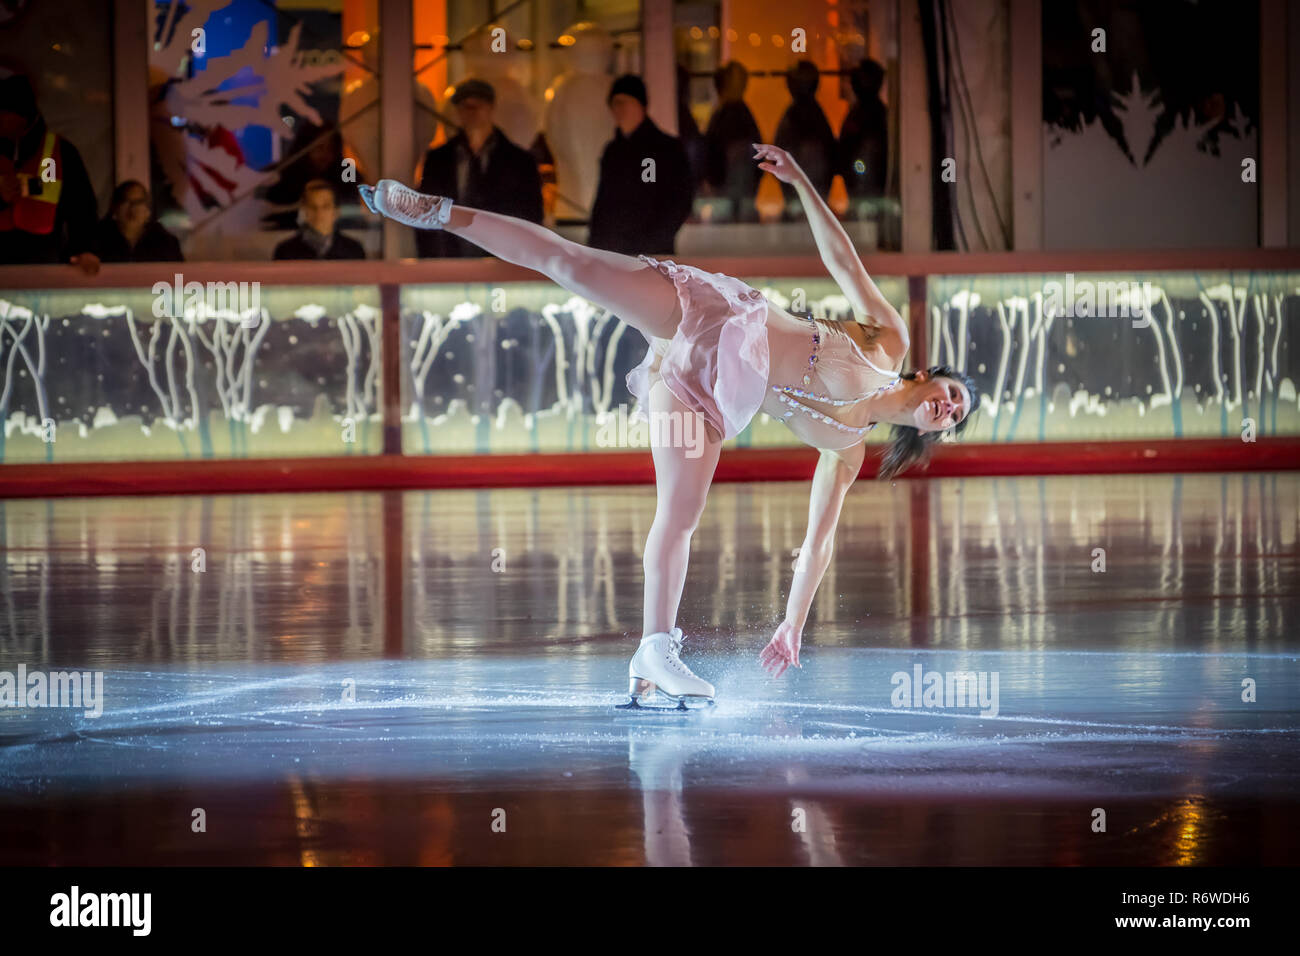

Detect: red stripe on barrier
[0,438,1295,499]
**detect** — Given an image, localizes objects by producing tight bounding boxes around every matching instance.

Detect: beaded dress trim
[771,313,901,435]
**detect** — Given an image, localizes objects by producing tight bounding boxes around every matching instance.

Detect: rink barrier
[0,439,1295,498]
[1,249,1297,495]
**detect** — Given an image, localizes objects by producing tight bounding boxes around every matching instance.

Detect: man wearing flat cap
[416,78,544,258]
[587,74,693,255]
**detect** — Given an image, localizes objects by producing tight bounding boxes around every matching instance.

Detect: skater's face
[609,93,645,133]
[301,186,338,235]
[908,371,971,433]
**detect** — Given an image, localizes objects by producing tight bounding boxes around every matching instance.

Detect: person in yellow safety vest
[0,71,99,272]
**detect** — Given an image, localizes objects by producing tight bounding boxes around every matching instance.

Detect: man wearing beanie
[0,71,100,270]
[587,74,693,255]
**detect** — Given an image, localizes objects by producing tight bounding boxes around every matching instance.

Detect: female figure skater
[361,144,977,708]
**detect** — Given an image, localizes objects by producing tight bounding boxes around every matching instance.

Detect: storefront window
[674,0,901,254]
[146,0,381,260]
[0,0,114,230]
[410,0,642,255]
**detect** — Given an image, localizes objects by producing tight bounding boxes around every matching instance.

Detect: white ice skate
[358,180,454,229]
[617,627,715,711]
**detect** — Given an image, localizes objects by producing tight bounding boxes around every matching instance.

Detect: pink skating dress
[627,255,902,450]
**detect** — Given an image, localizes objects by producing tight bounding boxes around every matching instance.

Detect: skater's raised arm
[752,144,908,357]
[759,444,864,678]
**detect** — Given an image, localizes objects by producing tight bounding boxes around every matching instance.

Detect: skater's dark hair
[877,365,979,481]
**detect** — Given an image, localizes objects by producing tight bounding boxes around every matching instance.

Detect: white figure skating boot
[618,627,715,710]
[358,180,454,229]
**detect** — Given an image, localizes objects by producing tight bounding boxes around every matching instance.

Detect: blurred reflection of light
[287,775,322,867]
[1170,797,1207,866]
[1126,796,1208,866]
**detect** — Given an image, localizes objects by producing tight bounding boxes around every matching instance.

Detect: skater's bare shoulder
[845,315,908,372]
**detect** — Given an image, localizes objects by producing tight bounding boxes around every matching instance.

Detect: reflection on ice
[3,650,1296,801]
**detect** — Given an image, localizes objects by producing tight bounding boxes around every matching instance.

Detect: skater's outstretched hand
[759,620,802,678]
[752,144,804,185]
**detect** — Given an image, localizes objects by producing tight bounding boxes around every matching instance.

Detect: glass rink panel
[399,274,909,455]
[0,269,1295,464]
[0,285,382,463]
[931,272,1300,441]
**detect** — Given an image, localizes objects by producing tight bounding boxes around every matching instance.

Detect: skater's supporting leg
[642,379,722,638]
[442,205,683,340]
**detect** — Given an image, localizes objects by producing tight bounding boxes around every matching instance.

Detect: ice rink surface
[1,474,1297,864]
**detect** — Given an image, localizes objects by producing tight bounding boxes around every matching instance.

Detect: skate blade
[615,695,715,713]
[358,184,379,215]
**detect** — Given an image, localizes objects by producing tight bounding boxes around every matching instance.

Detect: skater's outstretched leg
[362,181,682,340]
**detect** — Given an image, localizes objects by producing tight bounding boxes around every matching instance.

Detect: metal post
[112,0,151,197]
[380,0,415,260]
[1009,0,1043,250]
[899,0,932,253]
[1260,0,1289,247]
[643,0,677,135]
[381,281,403,455]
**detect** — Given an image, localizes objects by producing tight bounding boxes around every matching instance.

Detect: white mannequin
[457,23,541,150]
[541,21,615,221]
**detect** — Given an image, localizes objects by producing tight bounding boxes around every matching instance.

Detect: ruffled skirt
[626,255,771,441]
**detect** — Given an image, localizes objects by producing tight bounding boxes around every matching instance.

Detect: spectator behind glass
[264,121,345,229]
[838,59,889,203]
[702,61,762,222]
[0,70,99,272]
[416,79,543,259]
[95,181,183,263]
[774,60,837,217]
[273,179,365,260]
[587,74,694,256]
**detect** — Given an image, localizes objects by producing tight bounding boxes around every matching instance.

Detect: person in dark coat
[263,121,346,230]
[95,180,184,263]
[416,79,543,259]
[838,59,889,202]
[587,74,693,256]
[702,61,762,222]
[774,60,837,217]
[0,71,99,271]
[273,179,365,260]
